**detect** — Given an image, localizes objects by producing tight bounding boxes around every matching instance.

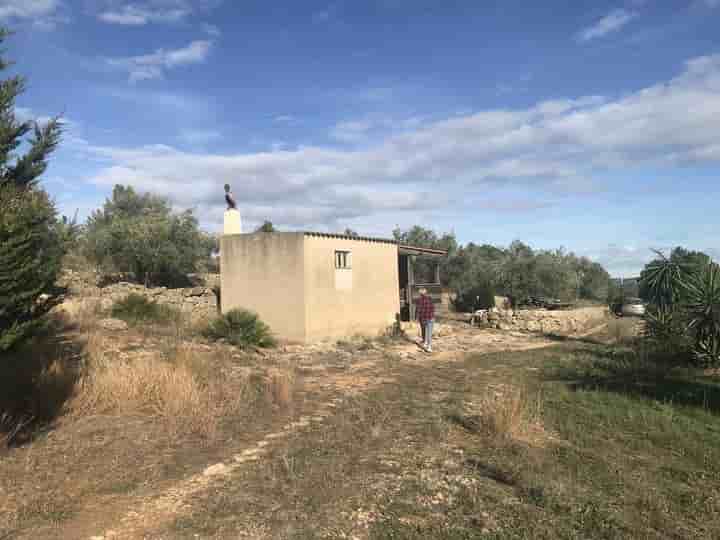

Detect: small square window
[335,250,351,269]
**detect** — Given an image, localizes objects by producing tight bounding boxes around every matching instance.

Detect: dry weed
[462,385,546,446]
[264,367,295,409]
[72,335,250,441]
[608,318,636,344]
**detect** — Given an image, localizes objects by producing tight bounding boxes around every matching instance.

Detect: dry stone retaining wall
[469,306,608,335]
[59,270,220,323]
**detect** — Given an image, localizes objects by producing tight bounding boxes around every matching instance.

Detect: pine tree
[0,28,63,352]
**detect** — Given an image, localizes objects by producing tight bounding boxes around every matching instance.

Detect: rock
[99,318,128,331]
[183,287,206,297]
[203,463,230,477]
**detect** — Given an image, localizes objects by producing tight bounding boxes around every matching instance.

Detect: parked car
[620,298,645,317]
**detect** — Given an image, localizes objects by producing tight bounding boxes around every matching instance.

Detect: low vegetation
[110,293,180,326]
[639,248,720,365]
[72,337,248,440]
[150,327,720,539]
[202,308,277,349]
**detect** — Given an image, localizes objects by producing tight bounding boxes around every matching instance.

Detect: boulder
[183,287,207,297]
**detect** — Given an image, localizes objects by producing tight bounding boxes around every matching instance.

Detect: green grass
[150,335,720,539]
[110,293,180,325]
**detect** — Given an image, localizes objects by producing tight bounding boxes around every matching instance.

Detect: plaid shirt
[416,294,435,322]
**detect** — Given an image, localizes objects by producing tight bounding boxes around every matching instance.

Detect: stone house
[220,230,446,343]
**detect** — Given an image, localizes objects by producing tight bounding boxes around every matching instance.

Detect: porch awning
[398,244,447,257]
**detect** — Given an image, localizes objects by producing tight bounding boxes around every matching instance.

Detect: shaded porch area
[398,244,447,322]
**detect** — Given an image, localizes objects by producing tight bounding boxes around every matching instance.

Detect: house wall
[220,233,306,343]
[303,235,400,342]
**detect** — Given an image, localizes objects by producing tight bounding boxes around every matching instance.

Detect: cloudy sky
[4,0,720,276]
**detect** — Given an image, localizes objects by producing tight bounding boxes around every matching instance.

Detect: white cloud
[0,0,68,28]
[106,40,213,82]
[80,54,720,233]
[96,1,218,25]
[577,8,637,42]
[0,0,58,19]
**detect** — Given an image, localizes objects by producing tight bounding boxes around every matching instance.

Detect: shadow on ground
[0,317,84,447]
[545,343,720,415]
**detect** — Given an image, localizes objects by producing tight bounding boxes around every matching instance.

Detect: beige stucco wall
[303,235,400,342]
[220,233,306,342]
[221,232,400,343]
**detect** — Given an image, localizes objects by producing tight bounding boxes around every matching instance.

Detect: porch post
[408,255,415,321]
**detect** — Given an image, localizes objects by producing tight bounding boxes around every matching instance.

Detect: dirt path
[81,322,607,540]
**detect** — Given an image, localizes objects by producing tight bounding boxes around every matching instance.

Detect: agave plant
[640,249,694,308]
[684,262,720,365]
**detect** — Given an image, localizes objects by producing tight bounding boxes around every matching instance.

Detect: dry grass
[608,316,639,345]
[264,367,295,410]
[456,385,546,446]
[71,335,253,440]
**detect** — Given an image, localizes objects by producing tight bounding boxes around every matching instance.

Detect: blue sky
[3,0,720,276]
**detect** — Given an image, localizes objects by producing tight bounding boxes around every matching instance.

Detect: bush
[453,280,496,312]
[84,185,216,287]
[202,309,276,349]
[0,28,63,353]
[640,250,720,366]
[110,293,179,325]
[0,185,63,352]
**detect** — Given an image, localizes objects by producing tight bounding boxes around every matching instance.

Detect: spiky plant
[684,262,720,365]
[640,251,720,366]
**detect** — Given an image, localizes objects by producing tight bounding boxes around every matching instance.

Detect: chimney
[224,208,242,235]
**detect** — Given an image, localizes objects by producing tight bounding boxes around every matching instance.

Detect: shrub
[84,185,216,287]
[0,187,64,351]
[202,309,276,349]
[0,28,63,353]
[110,293,179,325]
[640,250,720,366]
[453,280,496,312]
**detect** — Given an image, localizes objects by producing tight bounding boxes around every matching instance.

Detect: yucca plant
[640,251,720,366]
[684,262,720,365]
[641,250,693,309]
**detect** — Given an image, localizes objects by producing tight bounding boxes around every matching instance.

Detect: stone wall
[59,270,220,322]
[471,306,608,335]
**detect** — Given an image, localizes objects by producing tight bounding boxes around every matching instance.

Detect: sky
[3,0,720,276]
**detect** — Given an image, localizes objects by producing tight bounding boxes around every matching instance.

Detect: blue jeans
[420,319,434,349]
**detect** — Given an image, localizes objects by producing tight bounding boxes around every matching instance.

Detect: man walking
[416,287,435,353]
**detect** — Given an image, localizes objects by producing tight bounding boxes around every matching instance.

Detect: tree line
[392,226,611,311]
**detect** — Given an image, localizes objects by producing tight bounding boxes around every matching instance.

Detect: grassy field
[2,317,720,539]
[156,326,720,539]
